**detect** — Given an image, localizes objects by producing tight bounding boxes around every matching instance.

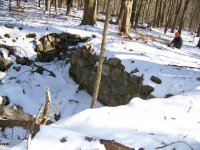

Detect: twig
[27,105,44,150]
[42,88,51,124]
[155,140,194,150]
[43,103,60,125]
[187,106,192,113]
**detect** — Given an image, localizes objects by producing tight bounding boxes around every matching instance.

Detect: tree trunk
[54,0,58,13]
[81,0,97,25]
[38,0,41,7]
[17,0,20,8]
[90,0,113,108]
[118,0,133,34]
[197,38,200,47]
[178,0,191,34]
[134,0,143,28]
[9,0,11,11]
[164,0,174,34]
[160,0,167,26]
[130,0,138,26]
[102,0,107,13]
[156,0,162,27]
[153,0,159,28]
[47,0,51,15]
[197,23,200,37]
[188,2,199,31]
[171,0,182,33]
[66,0,73,16]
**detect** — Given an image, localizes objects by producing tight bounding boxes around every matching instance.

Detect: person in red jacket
[168,32,183,49]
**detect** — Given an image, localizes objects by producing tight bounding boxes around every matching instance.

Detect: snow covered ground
[0,1,200,150]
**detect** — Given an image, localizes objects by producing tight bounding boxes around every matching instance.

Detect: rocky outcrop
[35,33,89,62]
[70,45,154,106]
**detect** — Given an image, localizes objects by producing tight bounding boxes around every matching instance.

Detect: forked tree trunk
[90,0,113,108]
[118,0,133,34]
[81,0,97,25]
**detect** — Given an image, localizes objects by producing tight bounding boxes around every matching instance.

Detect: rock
[4,33,10,38]
[35,32,89,62]
[0,96,10,106]
[26,33,36,38]
[4,23,14,29]
[16,56,32,66]
[70,46,154,106]
[150,76,162,84]
[0,59,13,71]
[140,85,154,99]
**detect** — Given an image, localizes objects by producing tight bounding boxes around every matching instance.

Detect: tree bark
[171,0,182,33]
[90,0,113,108]
[81,0,97,25]
[197,23,200,37]
[178,0,191,34]
[156,0,163,27]
[130,0,138,27]
[9,0,11,11]
[66,0,73,16]
[118,0,133,34]
[134,0,143,28]
[153,0,159,28]
[164,0,174,34]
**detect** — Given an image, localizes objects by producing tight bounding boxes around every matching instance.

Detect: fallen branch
[155,140,194,150]
[100,139,134,150]
[0,43,56,77]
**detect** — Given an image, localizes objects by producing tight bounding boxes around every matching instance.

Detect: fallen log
[100,139,135,150]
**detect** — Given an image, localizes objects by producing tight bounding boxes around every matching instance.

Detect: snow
[0,1,200,150]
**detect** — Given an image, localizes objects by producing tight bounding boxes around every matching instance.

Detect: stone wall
[70,45,154,106]
[35,33,89,62]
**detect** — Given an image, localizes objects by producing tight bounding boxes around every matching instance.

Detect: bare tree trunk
[156,0,162,27]
[55,0,58,13]
[134,0,143,28]
[164,0,174,34]
[153,0,159,28]
[171,0,182,33]
[145,0,152,22]
[90,0,113,108]
[9,0,11,11]
[102,0,107,13]
[81,0,97,25]
[197,23,200,37]
[178,0,191,34]
[17,0,20,8]
[130,0,138,27]
[38,0,41,7]
[188,3,199,31]
[160,0,167,26]
[118,0,133,34]
[66,0,73,16]
[46,0,52,15]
